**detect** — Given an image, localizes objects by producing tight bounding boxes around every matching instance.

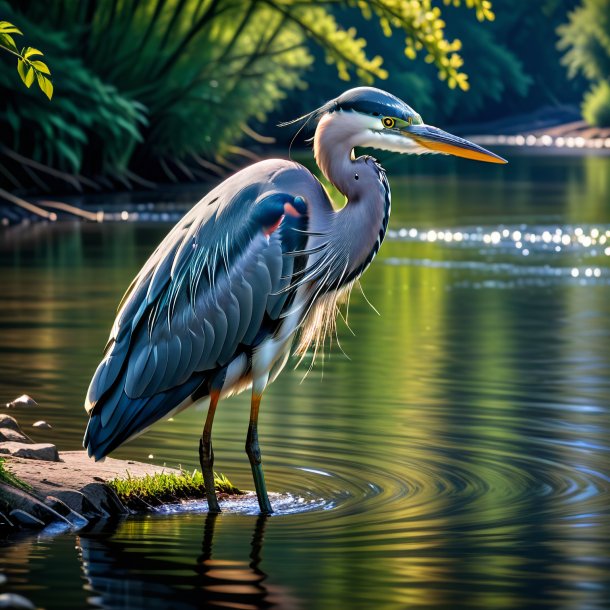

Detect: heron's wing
[86,185,308,416]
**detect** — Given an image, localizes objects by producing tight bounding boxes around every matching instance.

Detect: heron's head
[309,87,506,165]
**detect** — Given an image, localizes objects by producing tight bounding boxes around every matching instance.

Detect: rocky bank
[0,411,183,531]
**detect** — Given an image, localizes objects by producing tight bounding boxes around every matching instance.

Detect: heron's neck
[312,112,391,283]
[313,112,360,199]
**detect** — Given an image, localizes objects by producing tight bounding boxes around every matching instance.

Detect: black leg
[199,389,221,513]
[245,392,273,515]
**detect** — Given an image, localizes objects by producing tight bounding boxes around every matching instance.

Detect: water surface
[1,153,609,609]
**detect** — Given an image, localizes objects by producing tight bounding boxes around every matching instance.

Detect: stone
[8,509,44,528]
[5,395,38,409]
[44,496,88,528]
[0,483,71,527]
[32,421,52,429]
[0,510,13,528]
[47,489,108,520]
[0,415,21,432]
[81,483,129,516]
[2,451,236,526]
[0,442,59,462]
[0,429,33,444]
[0,593,36,609]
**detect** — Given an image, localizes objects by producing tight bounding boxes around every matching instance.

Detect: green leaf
[30,60,50,75]
[24,47,43,59]
[0,32,18,52]
[25,66,35,88]
[17,58,27,85]
[55,138,80,170]
[36,73,53,100]
[0,21,23,35]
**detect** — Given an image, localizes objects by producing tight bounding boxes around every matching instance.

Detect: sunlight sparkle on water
[387,224,609,284]
[389,224,610,260]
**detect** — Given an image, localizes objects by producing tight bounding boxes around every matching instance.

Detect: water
[1,153,609,609]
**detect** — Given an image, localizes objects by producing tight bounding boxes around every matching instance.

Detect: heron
[84,87,506,514]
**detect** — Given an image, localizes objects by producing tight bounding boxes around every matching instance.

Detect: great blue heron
[84,87,506,514]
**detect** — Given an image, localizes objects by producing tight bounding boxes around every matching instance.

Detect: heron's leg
[199,388,221,513]
[246,377,273,515]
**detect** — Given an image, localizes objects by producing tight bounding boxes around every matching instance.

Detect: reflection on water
[1,153,609,609]
[78,514,302,610]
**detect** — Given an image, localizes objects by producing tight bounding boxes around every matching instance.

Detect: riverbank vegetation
[0,0,607,197]
[0,0,493,192]
[0,457,31,492]
[108,469,241,511]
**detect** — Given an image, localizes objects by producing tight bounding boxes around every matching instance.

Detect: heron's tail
[83,375,206,461]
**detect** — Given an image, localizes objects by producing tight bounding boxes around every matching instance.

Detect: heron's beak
[402,124,507,164]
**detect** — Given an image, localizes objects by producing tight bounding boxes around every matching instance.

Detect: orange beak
[404,125,507,164]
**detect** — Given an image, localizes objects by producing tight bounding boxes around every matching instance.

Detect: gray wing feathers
[241,255,272,345]
[232,277,253,344]
[86,162,315,415]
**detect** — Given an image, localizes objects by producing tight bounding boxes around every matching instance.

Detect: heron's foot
[199,437,221,514]
[246,424,273,515]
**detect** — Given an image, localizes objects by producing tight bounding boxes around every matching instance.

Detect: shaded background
[1,0,609,196]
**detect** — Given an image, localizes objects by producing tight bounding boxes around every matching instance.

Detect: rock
[32,420,52,429]
[81,483,129,516]
[0,442,59,462]
[0,415,21,432]
[47,489,108,520]
[3,451,207,526]
[0,510,13,528]
[5,395,38,409]
[8,509,44,528]
[0,483,71,528]
[0,593,36,609]
[44,496,88,528]
[0,429,33,444]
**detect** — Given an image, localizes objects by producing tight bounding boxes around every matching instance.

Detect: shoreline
[0,412,240,535]
[1,451,183,531]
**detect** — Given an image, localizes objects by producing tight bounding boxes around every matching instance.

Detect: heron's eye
[382,117,395,128]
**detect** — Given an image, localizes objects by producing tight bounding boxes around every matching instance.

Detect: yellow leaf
[16,58,27,84]
[25,66,35,88]
[0,21,22,35]
[36,73,53,100]
[30,60,50,75]
[24,47,43,59]
[0,32,18,52]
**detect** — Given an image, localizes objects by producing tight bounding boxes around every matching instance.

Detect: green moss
[0,457,32,492]
[108,469,242,511]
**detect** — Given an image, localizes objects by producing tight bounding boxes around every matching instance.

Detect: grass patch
[0,457,32,492]
[108,469,242,511]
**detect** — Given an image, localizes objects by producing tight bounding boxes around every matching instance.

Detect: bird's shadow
[77,513,301,610]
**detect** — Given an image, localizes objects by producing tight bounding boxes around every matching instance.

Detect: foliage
[0,457,32,492]
[270,0,584,130]
[0,19,53,99]
[1,0,494,190]
[558,0,610,126]
[108,469,241,511]
[582,79,610,126]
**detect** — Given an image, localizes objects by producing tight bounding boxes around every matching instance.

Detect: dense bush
[0,0,494,191]
[280,0,586,129]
